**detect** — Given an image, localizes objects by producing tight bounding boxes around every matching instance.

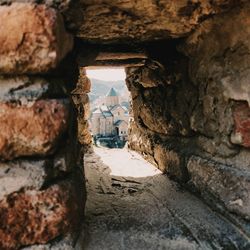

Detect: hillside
[89,78,127,102]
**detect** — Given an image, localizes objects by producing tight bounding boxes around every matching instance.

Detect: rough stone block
[0,100,69,160]
[0,76,69,103]
[180,3,250,140]
[0,144,77,200]
[81,76,91,94]
[153,145,186,181]
[71,90,92,149]
[231,102,250,148]
[195,136,239,158]
[72,93,90,121]
[21,234,76,250]
[78,120,92,146]
[138,61,168,88]
[75,68,91,94]
[0,3,73,74]
[127,60,195,137]
[187,155,250,220]
[128,121,154,156]
[77,0,245,42]
[0,160,50,200]
[0,180,83,250]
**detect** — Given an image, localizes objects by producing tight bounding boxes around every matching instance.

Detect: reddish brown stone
[0,100,69,160]
[76,68,91,94]
[231,102,250,148]
[0,3,73,74]
[0,181,83,250]
[78,119,92,146]
[77,0,247,43]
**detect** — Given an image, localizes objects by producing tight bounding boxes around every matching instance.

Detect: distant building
[89,87,129,139]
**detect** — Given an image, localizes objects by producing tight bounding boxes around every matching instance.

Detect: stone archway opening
[80,66,162,178]
[72,42,250,249]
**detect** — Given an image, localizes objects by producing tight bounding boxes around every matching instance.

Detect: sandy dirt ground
[78,146,250,250]
[94,147,162,177]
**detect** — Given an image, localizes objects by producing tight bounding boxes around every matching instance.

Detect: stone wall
[76,0,248,43]
[126,3,250,230]
[72,67,92,153]
[126,43,196,182]
[182,3,250,228]
[0,3,85,249]
[1,0,250,247]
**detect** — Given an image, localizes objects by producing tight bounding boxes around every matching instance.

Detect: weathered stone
[77,44,147,67]
[53,146,75,174]
[0,160,50,200]
[71,86,92,150]
[21,234,76,250]
[0,100,69,160]
[0,180,83,250]
[189,82,233,139]
[231,102,250,148]
[84,59,145,68]
[212,149,250,173]
[187,156,250,220]
[96,52,147,61]
[127,61,195,136]
[75,68,92,94]
[127,120,156,165]
[126,55,197,180]
[71,92,90,120]
[78,119,92,147]
[0,0,71,12]
[195,136,239,158]
[76,0,246,43]
[222,73,250,107]
[153,145,186,181]
[180,3,250,141]
[128,118,189,181]
[0,3,73,74]
[133,61,168,88]
[182,3,250,80]
[0,76,69,103]
[0,143,78,200]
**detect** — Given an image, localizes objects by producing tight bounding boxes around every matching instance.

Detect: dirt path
[80,147,250,250]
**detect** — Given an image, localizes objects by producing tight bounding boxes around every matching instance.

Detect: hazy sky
[86,68,126,81]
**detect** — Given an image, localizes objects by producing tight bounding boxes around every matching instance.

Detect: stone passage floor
[80,147,250,250]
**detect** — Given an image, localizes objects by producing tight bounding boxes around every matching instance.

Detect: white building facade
[89,87,129,139]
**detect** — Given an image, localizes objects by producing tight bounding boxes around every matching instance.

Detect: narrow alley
[81,147,249,250]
